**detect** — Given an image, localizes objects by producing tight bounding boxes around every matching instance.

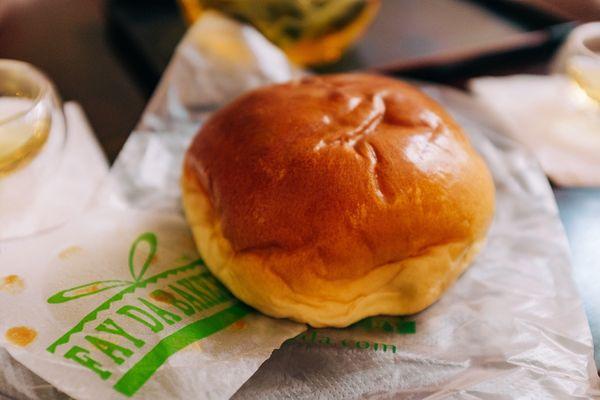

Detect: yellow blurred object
[178,0,204,24]
[177,0,380,66]
[553,23,600,105]
[567,55,600,103]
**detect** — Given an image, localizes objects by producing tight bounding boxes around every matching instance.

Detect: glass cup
[553,22,600,106]
[567,36,600,103]
[0,60,67,239]
[177,0,380,66]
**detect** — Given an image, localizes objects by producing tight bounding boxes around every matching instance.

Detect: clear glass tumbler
[553,22,600,107]
[0,59,67,240]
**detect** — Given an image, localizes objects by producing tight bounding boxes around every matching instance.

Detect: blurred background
[1,0,598,161]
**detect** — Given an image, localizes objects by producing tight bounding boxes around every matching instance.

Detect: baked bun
[182,73,495,327]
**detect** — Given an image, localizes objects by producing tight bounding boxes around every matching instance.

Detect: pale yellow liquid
[0,98,50,177]
[176,0,380,66]
[566,37,600,104]
[567,55,600,103]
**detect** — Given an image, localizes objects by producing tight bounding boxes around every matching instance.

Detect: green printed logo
[46,232,251,397]
[350,316,416,335]
[291,317,415,354]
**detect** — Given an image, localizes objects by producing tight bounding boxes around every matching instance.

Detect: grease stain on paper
[229,320,247,331]
[150,290,175,304]
[58,246,83,260]
[73,284,100,296]
[5,326,37,347]
[0,275,24,294]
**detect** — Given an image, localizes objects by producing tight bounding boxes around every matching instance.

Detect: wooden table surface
[1,0,599,373]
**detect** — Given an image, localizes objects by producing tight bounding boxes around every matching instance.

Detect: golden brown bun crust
[182,73,495,326]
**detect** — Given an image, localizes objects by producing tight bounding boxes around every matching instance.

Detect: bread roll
[182,73,495,327]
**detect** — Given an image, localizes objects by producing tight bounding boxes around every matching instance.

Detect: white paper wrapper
[0,102,108,400]
[0,209,302,400]
[1,11,599,400]
[0,103,108,240]
[470,75,600,187]
[233,86,600,398]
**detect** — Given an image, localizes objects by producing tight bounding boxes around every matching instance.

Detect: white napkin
[0,102,109,240]
[470,74,600,187]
